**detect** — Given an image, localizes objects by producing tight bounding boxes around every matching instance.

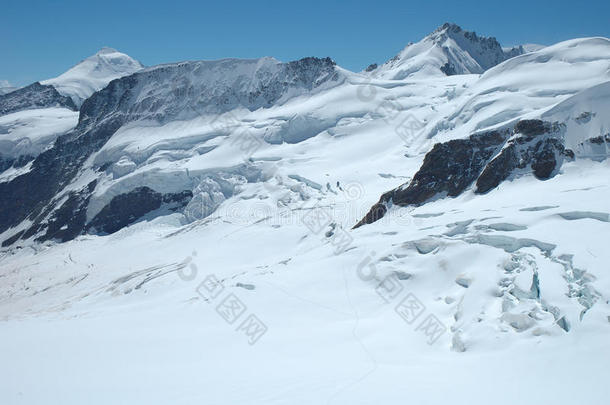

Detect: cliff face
[0,82,77,116]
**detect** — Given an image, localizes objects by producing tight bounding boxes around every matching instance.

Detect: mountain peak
[436,22,463,33]
[430,23,504,53]
[370,23,524,79]
[41,48,143,107]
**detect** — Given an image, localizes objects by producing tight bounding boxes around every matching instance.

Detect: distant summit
[42,47,143,106]
[370,23,524,79]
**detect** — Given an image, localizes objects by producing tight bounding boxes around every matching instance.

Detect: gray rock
[0,82,77,116]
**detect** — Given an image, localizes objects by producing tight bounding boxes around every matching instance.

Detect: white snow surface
[0,107,79,161]
[1,32,610,405]
[42,47,143,106]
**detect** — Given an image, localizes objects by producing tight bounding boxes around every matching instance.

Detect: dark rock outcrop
[356,119,568,228]
[86,187,192,235]
[354,130,508,228]
[476,121,567,192]
[514,119,553,137]
[0,154,35,172]
[440,62,457,76]
[0,82,77,116]
[587,134,610,144]
[39,181,98,243]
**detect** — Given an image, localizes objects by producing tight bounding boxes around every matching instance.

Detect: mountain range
[1,23,609,405]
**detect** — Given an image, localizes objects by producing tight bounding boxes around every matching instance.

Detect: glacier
[0,22,609,405]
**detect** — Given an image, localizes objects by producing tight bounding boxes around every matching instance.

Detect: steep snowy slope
[543,80,610,159]
[42,47,143,106]
[371,23,523,79]
[418,37,610,148]
[0,56,344,246]
[0,48,141,173]
[0,83,79,174]
[0,108,79,169]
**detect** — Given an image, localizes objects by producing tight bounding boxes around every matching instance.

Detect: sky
[1,0,610,86]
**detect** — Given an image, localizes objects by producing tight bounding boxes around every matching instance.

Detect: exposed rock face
[476,121,566,193]
[386,130,508,205]
[0,155,34,173]
[0,116,124,245]
[87,187,192,235]
[356,120,569,228]
[0,82,77,116]
[440,62,458,76]
[354,130,508,228]
[80,56,341,124]
[0,56,343,246]
[587,134,610,144]
[39,181,98,243]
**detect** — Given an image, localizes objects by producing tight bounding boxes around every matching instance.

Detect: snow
[1,27,610,405]
[41,47,143,106]
[521,43,547,53]
[0,107,79,160]
[543,80,610,158]
[418,37,610,147]
[1,159,609,404]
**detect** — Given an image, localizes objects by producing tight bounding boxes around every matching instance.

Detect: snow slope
[417,37,610,150]
[0,151,608,405]
[0,107,79,160]
[42,47,143,106]
[543,80,610,159]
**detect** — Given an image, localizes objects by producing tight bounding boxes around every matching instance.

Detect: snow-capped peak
[371,22,524,80]
[42,47,143,107]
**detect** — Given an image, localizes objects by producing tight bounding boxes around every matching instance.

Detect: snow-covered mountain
[41,47,143,106]
[0,48,142,186]
[0,55,343,245]
[370,23,524,79]
[1,24,609,405]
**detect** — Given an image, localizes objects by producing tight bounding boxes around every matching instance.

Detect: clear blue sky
[2,0,609,86]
